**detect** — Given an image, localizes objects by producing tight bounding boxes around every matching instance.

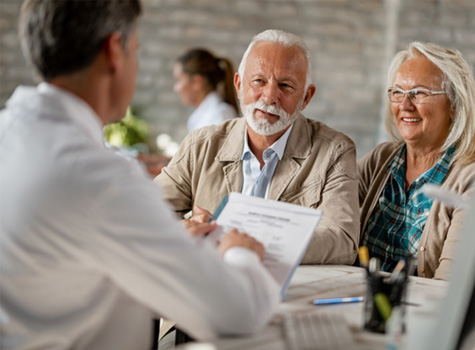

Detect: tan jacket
[358,142,475,280]
[156,116,359,264]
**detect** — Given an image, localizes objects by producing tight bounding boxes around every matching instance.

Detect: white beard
[240,94,304,136]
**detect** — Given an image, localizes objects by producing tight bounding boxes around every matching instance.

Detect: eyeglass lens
[388,89,431,103]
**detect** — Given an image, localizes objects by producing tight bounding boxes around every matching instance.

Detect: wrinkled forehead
[394,57,444,88]
[245,42,308,80]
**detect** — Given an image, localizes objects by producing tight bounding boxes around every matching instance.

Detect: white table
[178,265,448,350]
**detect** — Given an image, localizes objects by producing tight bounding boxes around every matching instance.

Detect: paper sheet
[207,192,322,296]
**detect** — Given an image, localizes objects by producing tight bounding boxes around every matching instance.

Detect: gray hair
[238,29,312,90]
[384,41,475,165]
[19,0,142,80]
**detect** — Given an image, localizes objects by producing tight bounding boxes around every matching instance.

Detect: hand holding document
[207,192,322,297]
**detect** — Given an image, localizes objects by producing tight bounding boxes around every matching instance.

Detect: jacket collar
[7,83,105,147]
[216,114,312,162]
[216,117,248,162]
[284,114,312,159]
[215,114,313,199]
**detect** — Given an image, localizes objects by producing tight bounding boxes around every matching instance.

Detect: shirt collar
[241,124,294,161]
[388,144,407,188]
[189,92,219,119]
[388,143,456,190]
[37,82,105,146]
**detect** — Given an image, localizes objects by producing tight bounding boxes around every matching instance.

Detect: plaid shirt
[362,144,455,273]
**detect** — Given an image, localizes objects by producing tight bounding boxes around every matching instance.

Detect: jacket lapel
[215,116,312,199]
[216,118,247,194]
[269,115,312,200]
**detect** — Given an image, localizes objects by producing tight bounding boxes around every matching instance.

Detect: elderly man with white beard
[156,29,359,265]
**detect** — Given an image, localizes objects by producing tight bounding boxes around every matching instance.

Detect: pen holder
[363,273,408,334]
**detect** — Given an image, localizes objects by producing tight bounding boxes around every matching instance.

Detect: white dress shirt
[0,84,279,350]
[187,91,237,132]
[241,125,293,198]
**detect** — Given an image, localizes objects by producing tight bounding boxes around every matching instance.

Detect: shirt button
[420,246,425,252]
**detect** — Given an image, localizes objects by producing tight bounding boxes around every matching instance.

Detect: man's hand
[181,205,215,237]
[218,229,265,261]
[188,205,213,224]
[182,220,217,237]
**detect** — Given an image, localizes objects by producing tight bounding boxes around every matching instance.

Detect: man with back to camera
[0,1,280,349]
[156,29,360,265]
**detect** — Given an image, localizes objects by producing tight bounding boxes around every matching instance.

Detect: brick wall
[1,0,474,157]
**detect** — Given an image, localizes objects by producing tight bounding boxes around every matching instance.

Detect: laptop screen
[421,191,475,350]
[458,284,475,350]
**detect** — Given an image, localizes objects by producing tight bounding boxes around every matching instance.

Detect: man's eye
[279,83,295,90]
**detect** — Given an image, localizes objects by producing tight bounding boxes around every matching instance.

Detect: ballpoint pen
[374,293,392,321]
[358,246,370,269]
[313,296,364,305]
[386,259,406,284]
[369,257,380,275]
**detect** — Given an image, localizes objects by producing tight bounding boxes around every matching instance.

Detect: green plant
[104,107,149,150]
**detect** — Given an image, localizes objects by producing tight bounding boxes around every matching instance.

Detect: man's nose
[261,82,279,105]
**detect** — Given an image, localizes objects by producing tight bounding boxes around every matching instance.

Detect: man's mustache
[250,101,287,119]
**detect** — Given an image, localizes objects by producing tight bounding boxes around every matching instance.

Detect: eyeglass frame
[387,87,447,104]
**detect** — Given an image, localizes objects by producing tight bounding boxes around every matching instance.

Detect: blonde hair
[384,41,475,165]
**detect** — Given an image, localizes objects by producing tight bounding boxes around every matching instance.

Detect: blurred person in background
[141,49,240,177]
[173,48,239,132]
[358,41,475,280]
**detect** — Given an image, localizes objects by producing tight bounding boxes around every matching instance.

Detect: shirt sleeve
[155,132,195,216]
[301,140,359,265]
[357,150,373,207]
[89,159,280,340]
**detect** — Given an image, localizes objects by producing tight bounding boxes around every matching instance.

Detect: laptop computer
[408,190,475,350]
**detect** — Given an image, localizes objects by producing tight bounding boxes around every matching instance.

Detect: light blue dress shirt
[241,125,293,198]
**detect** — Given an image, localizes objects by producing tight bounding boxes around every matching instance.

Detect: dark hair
[177,48,239,114]
[19,0,142,80]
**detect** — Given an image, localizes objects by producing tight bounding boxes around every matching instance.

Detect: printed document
[207,192,322,297]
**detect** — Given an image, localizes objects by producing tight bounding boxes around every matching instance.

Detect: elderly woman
[358,42,475,280]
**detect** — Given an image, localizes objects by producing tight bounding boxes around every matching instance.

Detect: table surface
[179,265,448,350]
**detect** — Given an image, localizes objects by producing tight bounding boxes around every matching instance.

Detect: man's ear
[102,32,124,73]
[234,73,241,99]
[301,84,316,111]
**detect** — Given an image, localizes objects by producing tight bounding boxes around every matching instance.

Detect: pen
[374,293,392,321]
[386,259,406,284]
[313,296,364,305]
[369,257,380,275]
[358,246,370,268]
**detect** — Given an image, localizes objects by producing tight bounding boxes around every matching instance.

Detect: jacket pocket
[280,179,321,208]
